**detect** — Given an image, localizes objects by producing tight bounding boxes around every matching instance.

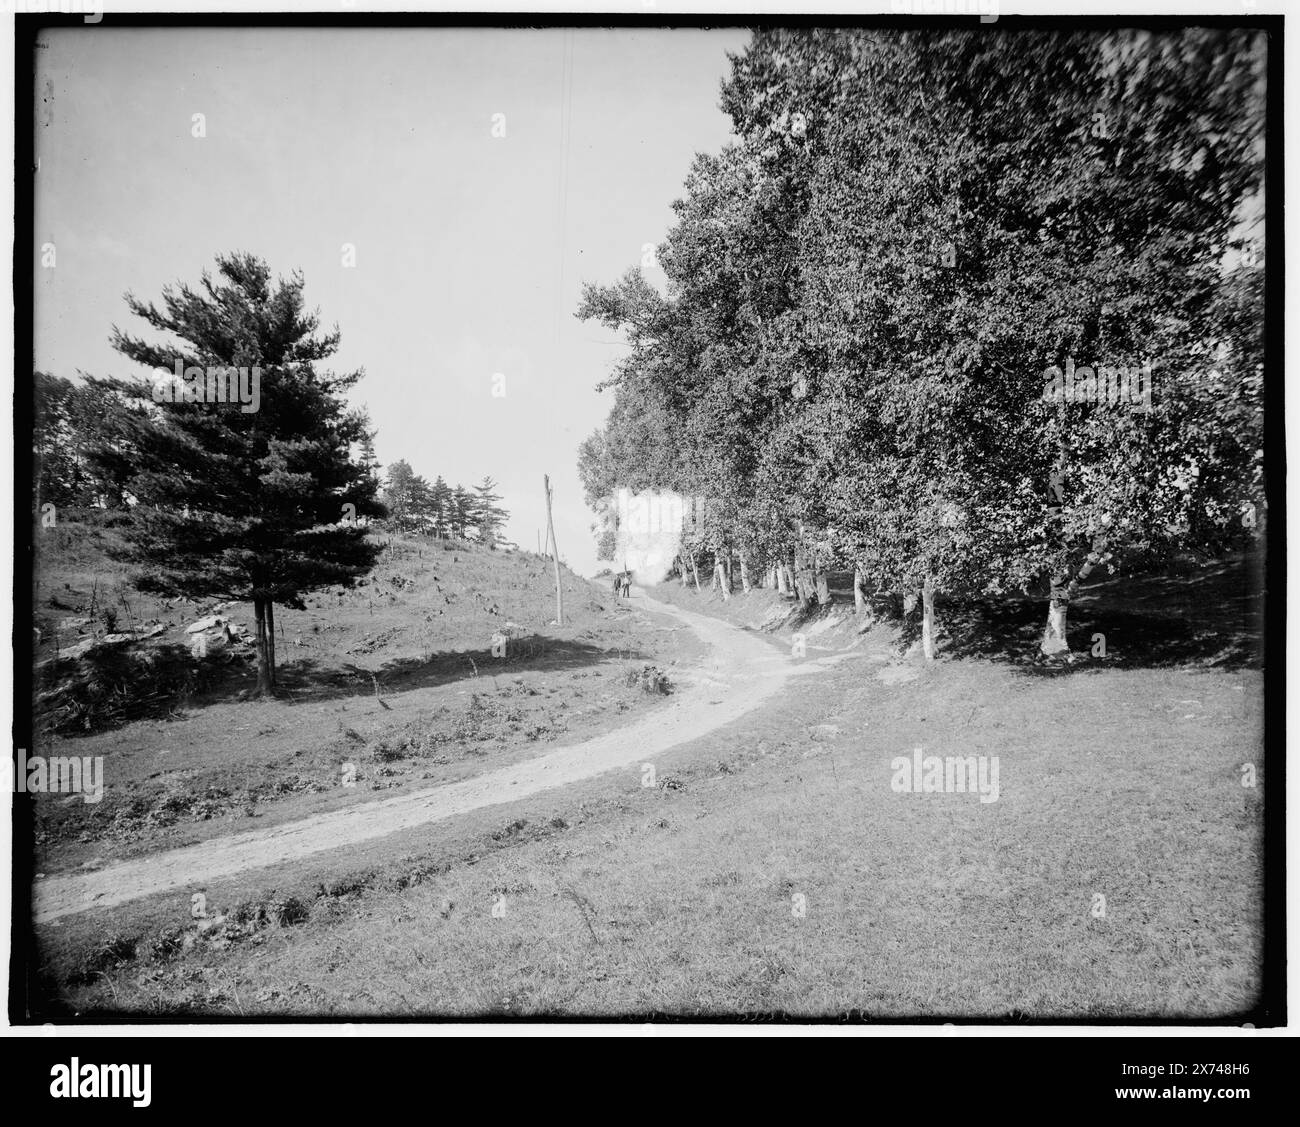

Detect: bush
[72,933,139,983]
[625,664,671,695]
[36,643,233,736]
[148,926,185,962]
[369,741,406,763]
[267,895,310,927]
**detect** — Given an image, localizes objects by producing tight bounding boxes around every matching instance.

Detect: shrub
[267,895,310,927]
[625,664,671,695]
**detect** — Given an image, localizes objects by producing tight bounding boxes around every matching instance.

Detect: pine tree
[429,476,452,538]
[382,460,423,532]
[408,474,435,533]
[91,252,385,696]
[450,484,475,540]
[472,476,509,545]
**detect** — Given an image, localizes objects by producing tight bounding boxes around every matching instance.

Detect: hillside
[650,550,1265,672]
[28,557,1266,1020]
[28,515,703,876]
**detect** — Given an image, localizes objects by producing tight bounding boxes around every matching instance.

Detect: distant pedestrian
[620,572,632,598]
[612,572,622,598]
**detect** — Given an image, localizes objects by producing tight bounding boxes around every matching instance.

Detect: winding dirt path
[34,590,854,922]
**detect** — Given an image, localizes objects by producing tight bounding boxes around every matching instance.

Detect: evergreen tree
[472,476,509,545]
[382,460,423,532]
[450,484,475,539]
[408,473,435,533]
[90,252,385,695]
[429,476,452,538]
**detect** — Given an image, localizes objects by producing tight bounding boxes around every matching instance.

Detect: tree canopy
[88,252,386,693]
[578,28,1265,654]
[379,461,511,545]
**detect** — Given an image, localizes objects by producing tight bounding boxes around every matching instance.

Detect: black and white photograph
[8,0,1283,1052]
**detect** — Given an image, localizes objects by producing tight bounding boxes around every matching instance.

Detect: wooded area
[577,28,1266,657]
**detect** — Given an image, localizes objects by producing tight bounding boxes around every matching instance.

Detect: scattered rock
[190,631,230,659]
[186,615,225,634]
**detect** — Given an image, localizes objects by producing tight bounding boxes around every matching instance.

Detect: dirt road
[34,591,855,922]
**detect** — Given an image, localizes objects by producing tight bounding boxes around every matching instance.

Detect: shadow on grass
[36,634,651,736]
[267,634,651,704]
[729,560,1264,676]
[33,642,241,740]
[939,558,1264,676]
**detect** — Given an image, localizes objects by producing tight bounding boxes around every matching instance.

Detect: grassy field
[26,544,1265,1021]
[29,519,701,876]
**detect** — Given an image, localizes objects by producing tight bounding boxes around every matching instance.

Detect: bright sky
[33,25,751,575]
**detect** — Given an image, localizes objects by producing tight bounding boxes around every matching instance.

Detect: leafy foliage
[578,28,1266,650]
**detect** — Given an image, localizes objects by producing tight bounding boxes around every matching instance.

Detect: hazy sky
[33,25,751,574]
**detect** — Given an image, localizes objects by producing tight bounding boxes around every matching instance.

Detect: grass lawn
[29,559,1264,1021]
[29,524,701,873]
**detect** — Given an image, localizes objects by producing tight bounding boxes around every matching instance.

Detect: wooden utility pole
[544,474,564,625]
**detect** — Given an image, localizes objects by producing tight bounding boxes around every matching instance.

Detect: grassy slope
[30,522,702,874]
[30,554,1264,1021]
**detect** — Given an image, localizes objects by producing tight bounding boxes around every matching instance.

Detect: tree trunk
[690,555,701,592]
[921,576,936,662]
[798,551,816,607]
[739,554,751,594]
[266,600,277,687]
[679,554,689,587]
[1041,574,1070,655]
[714,558,730,600]
[1043,556,1103,656]
[1042,542,1107,657]
[254,598,273,696]
[853,567,866,617]
[777,563,790,596]
[815,560,831,606]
